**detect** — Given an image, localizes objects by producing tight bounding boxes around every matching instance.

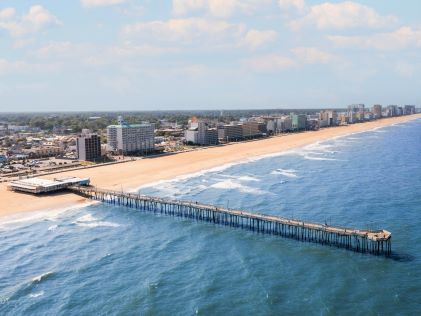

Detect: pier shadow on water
[387,252,416,262]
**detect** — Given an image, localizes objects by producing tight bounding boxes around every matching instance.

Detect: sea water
[1,119,420,315]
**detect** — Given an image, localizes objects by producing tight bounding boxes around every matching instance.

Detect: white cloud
[123,18,245,45]
[172,0,271,18]
[243,46,336,71]
[0,5,60,37]
[81,0,127,8]
[328,27,421,51]
[122,17,275,50]
[291,47,334,64]
[242,29,277,49]
[281,1,397,30]
[0,7,16,19]
[278,0,306,14]
[0,58,59,75]
[243,54,295,71]
[0,59,26,74]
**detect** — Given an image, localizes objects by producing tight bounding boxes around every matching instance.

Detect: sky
[0,0,420,112]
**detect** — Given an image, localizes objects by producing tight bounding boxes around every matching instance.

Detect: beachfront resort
[0,104,418,183]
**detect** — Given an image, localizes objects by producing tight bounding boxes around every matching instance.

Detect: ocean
[1,119,420,315]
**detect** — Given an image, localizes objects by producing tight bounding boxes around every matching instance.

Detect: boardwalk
[69,186,392,256]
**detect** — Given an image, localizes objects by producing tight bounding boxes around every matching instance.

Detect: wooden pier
[69,186,392,256]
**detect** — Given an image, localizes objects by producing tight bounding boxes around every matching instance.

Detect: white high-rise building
[107,117,155,154]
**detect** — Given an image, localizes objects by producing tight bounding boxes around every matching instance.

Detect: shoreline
[1,114,420,219]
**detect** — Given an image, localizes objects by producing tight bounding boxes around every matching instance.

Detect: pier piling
[69,186,392,256]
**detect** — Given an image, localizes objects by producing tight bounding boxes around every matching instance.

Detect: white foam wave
[271,169,298,178]
[73,213,120,228]
[0,201,97,231]
[47,224,58,231]
[32,271,54,283]
[303,155,338,161]
[29,291,44,298]
[132,119,415,194]
[237,175,260,182]
[77,221,120,228]
[210,179,267,195]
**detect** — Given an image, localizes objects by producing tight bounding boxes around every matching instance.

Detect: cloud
[0,5,60,37]
[278,0,306,14]
[172,0,271,18]
[281,1,397,30]
[122,18,276,50]
[123,18,245,44]
[243,47,336,71]
[81,0,127,8]
[0,58,59,75]
[0,7,16,19]
[242,29,277,49]
[328,27,421,51]
[291,47,334,64]
[243,54,295,71]
[0,59,26,74]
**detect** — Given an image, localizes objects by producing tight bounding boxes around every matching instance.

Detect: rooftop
[107,123,154,128]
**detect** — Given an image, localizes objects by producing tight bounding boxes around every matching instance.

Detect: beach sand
[1,114,420,218]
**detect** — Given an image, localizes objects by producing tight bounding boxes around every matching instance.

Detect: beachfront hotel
[76,130,102,161]
[107,116,155,154]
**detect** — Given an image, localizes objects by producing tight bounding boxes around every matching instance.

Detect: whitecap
[29,291,44,298]
[303,155,338,161]
[210,179,267,195]
[0,201,97,231]
[271,169,298,178]
[32,271,54,283]
[47,224,58,231]
[77,221,120,228]
[237,175,260,182]
[73,213,120,228]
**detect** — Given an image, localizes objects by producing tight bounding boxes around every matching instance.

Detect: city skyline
[1,0,421,111]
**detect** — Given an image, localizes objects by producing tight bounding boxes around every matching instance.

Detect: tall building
[385,105,398,117]
[241,121,262,138]
[107,116,155,154]
[277,116,292,132]
[218,124,243,141]
[372,104,382,119]
[77,130,102,161]
[404,105,416,115]
[348,104,365,113]
[290,113,307,130]
[185,121,219,145]
[319,110,337,127]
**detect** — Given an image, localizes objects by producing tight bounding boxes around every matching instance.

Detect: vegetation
[0,109,333,133]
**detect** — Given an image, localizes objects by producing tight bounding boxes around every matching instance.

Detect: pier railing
[69,186,392,256]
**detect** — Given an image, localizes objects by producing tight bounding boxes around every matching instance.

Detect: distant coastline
[1,114,420,219]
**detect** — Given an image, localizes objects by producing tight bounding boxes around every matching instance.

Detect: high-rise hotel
[107,116,155,154]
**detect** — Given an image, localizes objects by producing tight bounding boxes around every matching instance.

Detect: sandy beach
[1,114,420,218]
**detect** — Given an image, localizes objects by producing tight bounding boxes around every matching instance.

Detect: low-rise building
[24,145,64,158]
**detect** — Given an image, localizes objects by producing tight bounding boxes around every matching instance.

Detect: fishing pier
[69,185,392,256]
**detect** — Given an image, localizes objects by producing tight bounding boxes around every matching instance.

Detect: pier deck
[69,186,392,256]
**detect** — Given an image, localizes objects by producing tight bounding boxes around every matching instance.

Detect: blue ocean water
[1,119,420,315]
